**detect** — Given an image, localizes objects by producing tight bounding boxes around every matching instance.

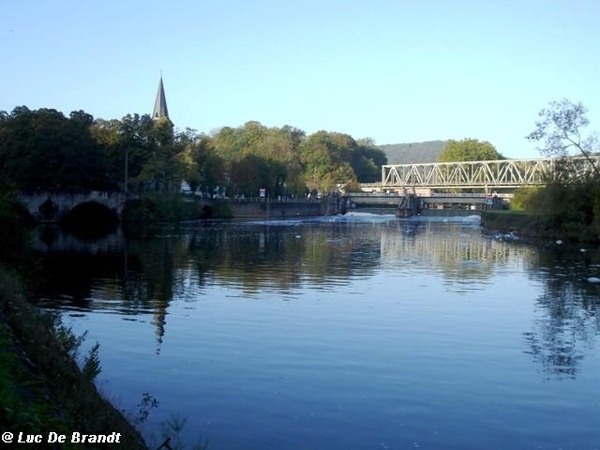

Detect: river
[32,213,600,450]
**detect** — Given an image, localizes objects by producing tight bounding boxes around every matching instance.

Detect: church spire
[152,76,170,121]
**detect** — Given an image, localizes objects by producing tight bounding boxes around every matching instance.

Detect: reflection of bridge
[374,156,600,190]
[379,222,533,277]
[20,191,127,222]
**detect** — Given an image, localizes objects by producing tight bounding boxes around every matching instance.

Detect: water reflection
[523,246,600,379]
[380,221,534,289]
[32,218,600,377]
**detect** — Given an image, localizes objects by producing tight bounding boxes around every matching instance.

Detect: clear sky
[2,0,599,158]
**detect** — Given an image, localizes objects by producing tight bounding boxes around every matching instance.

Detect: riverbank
[121,194,338,236]
[481,210,599,243]
[0,269,147,449]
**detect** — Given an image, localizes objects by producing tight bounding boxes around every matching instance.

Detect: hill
[379,140,447,164]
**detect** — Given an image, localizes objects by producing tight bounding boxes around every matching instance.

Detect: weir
[343,191,507,216]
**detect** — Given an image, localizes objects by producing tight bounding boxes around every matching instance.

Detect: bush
[509,181,600,242]
[121,197,162,237]
[0,269,145,447]
[0,186,34,269]
[122,194,214,237]
[511,187,541,211]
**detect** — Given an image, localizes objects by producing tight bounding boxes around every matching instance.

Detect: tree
[210,122,307,196]
[90,118,125,189]
[352,138,388,182]
[520,100,600,240]
[228,154,286,197]
[0,107,109,191]
[438,139,504,162]
[526,99,599,178]
[177,130,225,194]
[300,131,359,192]
[136,117,181,193]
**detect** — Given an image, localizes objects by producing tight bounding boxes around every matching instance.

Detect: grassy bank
[0,269,147,449]
[498,183,600,244]
[481,210,599,243]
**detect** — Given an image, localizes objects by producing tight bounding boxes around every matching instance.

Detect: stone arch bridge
[20,191,128,222]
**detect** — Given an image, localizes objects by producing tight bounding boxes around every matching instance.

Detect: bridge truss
[380,156,600,190]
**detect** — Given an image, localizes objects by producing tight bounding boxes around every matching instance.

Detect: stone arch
[200,204,213,219]
[61,201,119,237]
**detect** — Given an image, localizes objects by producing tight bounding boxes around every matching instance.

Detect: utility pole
[124,148,129,194]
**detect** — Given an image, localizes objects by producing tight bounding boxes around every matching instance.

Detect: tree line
[0,107,387,198]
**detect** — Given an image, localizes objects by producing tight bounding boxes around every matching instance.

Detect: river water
[32,214,600,450]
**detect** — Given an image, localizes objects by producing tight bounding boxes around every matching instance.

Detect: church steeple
[152,76,170,121]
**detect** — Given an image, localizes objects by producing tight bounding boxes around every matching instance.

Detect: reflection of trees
[35,229,185,352]
[523,248,600,379]
[124,239,176,352]
[380,222,533,285]
[188,221,382,293]
[35,221,387,350]
[38,220,600,367]
[34,252,125,307]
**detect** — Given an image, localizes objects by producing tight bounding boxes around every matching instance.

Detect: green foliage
[211,121,304,196]
[135,118,180,193]
[114,113,182,193]
[353,138,388,182]
[82,342,102,382]
[519,100,600,241]
[511,187,541,211]
[53,322,88,359]
[0,179,33,269]
[0,270,145,446]
[511,181,600,241]
[1,104,387,200]
[300,131,361,191]
[228,154,286,197]
[210,123,386,195]
[122,195,211,237]
[0,106,187,195]
[0,321,54,434]
[0,107,110,191]
[177,130,225,194]
[438,138,504,162]
[121,197,161,237]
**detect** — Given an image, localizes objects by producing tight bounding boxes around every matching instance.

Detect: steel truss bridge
[377,156,600,190]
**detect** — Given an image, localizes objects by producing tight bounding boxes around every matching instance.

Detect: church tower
[152,76,171,122]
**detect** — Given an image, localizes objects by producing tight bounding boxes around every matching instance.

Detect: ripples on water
[33,214,600,450]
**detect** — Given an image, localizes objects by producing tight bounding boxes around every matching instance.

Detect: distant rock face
[378,140,447,164]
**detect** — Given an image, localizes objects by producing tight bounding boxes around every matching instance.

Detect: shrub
[504,181,600,242]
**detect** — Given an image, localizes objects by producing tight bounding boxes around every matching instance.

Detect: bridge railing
[380,156,600,189]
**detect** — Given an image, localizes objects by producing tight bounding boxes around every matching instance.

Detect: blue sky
[2,0,599,158]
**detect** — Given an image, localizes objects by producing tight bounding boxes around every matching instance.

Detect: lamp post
[124,148,129,194]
